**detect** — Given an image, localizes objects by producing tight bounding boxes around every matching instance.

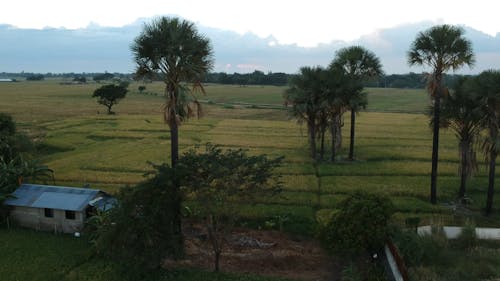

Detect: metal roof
[4,184,101,211]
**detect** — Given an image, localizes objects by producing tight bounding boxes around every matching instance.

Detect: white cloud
[1,0,499,47]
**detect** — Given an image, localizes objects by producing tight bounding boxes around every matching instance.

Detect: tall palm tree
[408,24,474,204]
[437,77,483,200]
[131,17,214,167]
[131,17,214,252]
[467,70,500,215]
[284,67,327,159]
[329,46,382,161]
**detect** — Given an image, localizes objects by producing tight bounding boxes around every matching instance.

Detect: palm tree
[330,46,382,161]
[408,24,474,204]
[437,77,483,200]
[131,17,213,253]
[131,17,214,167]
[284,67,327,159]
[467,70,500,215]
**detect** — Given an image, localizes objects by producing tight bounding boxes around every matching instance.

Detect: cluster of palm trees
[283,46,382,161]
[129,16,499,218]
[436,70,500,215]
[408,25,500,215]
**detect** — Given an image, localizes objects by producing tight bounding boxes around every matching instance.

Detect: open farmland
[1,80,499,229]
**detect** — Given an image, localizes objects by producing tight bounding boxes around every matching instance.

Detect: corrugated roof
[4,184,101,211]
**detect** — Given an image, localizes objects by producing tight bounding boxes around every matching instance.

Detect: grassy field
[0,228,290,281]
[1,80,499,280]
[1,80,498,225]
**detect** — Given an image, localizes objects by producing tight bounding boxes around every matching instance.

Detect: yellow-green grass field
[1,80,499,228]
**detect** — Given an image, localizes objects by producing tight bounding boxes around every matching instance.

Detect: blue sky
[1,1,499,74]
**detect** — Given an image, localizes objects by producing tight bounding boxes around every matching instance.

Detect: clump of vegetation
[88,163,183,277]
[454,221,477,251]
[320,191,394,256]
[179,144,283,272]
[0,113,53,222]
[92,84,128,114]
[393,221,500,281]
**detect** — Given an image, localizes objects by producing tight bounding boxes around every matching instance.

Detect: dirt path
[165,224,341,281]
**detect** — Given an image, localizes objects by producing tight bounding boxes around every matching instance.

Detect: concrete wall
[10,206,85,233]
[418,225,500,240]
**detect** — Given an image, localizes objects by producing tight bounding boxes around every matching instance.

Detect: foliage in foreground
[320,191,394,257]
[88,163,183,276]
[393,223,500,281]
[180,143,283,272]
[0,113,52,222]
[0,228,290,281]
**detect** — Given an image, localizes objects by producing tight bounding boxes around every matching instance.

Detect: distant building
[4,184,115,233]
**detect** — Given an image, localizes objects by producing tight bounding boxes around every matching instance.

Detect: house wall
[9,206,85,233]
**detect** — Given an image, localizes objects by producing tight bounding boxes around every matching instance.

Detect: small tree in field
[321,191,394,257]
[92,84,128,114]
[179,144,283,272]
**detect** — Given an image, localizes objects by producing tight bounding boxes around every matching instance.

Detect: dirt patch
[164,223,340,281]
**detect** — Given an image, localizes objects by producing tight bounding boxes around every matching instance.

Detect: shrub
[454,221,477,251]
[320,191,394,257]
[89,163,183,275]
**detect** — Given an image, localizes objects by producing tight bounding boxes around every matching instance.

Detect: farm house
[4,184,115,233]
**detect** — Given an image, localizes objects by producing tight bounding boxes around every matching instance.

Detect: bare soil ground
[164,223,340,281]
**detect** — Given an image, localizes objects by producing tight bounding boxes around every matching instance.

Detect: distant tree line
[1,71,469,89]
[365,72,468,89]
[202,70,291,86]
[0,72,132,81]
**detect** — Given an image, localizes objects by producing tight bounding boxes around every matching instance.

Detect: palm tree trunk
[485,124,497,215]
[171,121,179,167]
[430,86,441,205]
[308,120,316,159]
[485,152,496,215]
[170,120,183,254]
[458,142,467,199]
[320,128,325,160]
[348,109,356,161]
[330,121,336,162]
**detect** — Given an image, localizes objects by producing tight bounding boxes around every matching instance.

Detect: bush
[454,221,477,251]
[320,191,394,257]
[89,163,183,275]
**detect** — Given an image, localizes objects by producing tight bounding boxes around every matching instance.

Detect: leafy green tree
[321,191,394,257]
[284,67,328,159]
[1,115,53,223]
[330,46,382,161]
[0,113,17,162]
[466,70,500,215]
[0,112,36,163]
[437,78,484,200]
[179,144,283,272]
[89,163,183,275]
[408,24,475,204]
[92,84,128,114]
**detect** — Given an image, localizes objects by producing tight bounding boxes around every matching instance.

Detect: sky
[2,0,500,47]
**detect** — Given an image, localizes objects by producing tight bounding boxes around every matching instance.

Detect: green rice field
[1,80,499,227]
